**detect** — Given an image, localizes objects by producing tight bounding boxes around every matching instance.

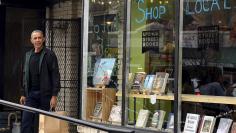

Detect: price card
[150,94,157,104]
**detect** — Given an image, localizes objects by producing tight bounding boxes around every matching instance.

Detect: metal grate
[23,19,81,133]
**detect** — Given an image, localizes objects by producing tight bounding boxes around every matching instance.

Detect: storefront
[81,0,236,132]
[1,0,236,132]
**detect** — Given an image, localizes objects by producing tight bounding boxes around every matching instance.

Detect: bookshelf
[116,91,236,105]
[86,87,116,122]
[116,91,174,100]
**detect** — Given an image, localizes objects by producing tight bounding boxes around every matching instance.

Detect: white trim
[81,0,89,120]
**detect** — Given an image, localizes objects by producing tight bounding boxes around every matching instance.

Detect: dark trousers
[21,91,51,133]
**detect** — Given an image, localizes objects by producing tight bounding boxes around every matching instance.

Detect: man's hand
[20,96,26,105]
[50,96,57,110]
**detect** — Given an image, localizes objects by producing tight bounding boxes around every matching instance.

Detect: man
[20,30,60,133]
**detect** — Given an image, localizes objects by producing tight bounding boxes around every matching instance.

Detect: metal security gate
[22,19,81,133]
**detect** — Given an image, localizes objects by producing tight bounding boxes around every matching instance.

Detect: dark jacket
[20,47,60,97]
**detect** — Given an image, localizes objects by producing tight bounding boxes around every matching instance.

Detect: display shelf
[182,94,236,105]
[86,87,116,122]
[116,91,174,100]
[116,91,236,105]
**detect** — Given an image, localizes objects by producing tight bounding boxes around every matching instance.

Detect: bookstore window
[181,0,236,132]
[124,0,176,131]
[84,0,125,125]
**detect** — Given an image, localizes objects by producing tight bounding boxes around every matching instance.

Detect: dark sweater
[29,51,41,91]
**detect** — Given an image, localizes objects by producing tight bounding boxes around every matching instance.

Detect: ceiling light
[106,21,112,25]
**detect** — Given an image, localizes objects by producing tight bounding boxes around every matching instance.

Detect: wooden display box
[86,87,116,122]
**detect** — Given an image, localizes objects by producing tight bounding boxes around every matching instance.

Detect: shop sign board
[198,25,219,50]
[142,30,159,53]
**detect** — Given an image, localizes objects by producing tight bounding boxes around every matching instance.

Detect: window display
[83,0,125,126]
[82,0,236,132]
[124,0,175,131]
[181,0,236,132]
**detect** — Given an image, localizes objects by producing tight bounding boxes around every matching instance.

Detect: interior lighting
[106,21,112,25]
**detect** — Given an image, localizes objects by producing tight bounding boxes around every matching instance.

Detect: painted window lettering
[136,0,166,23]
[185,0,233,15]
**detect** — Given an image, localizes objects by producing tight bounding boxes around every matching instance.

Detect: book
[135,109,150,128]
[216,118,233,133]
[199,115,216,133]
[108,105,121,124]
[143,75,155,90]
[92,102,102,121]
[150,110,166,130]
[166,113,174,130]
[231,122,236,133]
[152,72,169,94]
[183,113,200,133]
[131,72,146,90]
[128,73,134,89]
[93,58,116,86]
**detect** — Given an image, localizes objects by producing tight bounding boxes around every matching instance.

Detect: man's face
[31,32,45,49]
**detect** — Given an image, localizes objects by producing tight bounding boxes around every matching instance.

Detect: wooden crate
[86,87,116,122]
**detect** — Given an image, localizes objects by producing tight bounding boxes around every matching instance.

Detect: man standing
[20,30,60,133]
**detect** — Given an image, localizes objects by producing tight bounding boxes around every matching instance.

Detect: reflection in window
[181,0,236,132]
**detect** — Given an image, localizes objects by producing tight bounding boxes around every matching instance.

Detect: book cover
[151,110,166,130]
[108,105,121,124]
[135,109,150,128]
[199,115,216,133]
[183,113,200,133]
[231,122,236,133]
[92,102,102,122]
[143,75,155,90]
[166,113,174,130]
[131,72,146,90]
[128,73,134,89]
[216,118,233,133]
[152,72,169,94]
[93,58,116,86]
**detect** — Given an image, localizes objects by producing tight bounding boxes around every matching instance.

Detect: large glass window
[125,0,176,131]
[83,0,124,125]
[181,0,236,132]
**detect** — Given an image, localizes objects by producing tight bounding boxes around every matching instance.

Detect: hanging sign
[198,25,219,50]
[142,30,159,53]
